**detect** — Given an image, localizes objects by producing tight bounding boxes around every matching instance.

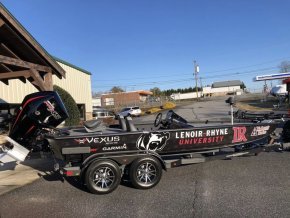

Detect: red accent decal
[90,148,97,152]
[232,127,247,143]
[25,125,35,135]
[12,96,45,129]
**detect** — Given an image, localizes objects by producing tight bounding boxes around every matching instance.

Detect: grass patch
[145,101,176,114]
[162,102,176,109]
[146,107,162,114]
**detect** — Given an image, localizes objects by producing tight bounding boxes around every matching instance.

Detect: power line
[94,78,194,88]
[203,66,278,79]
[201,57,287,74]
[93,66,279,88]
[95,57,288,82]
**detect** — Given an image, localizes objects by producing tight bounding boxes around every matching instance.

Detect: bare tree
[279,61,290,73]
[92,91,103,97]
[111,86,124,93]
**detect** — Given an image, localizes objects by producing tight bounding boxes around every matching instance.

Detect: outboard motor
[9,91,69,144]
[0,91,69,163]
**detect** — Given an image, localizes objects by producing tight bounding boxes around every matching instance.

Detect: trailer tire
[129,156,162,189]
[85,160,121,194]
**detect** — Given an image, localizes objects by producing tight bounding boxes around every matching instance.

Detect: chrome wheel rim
[93,167,115,190]
[136,162,157,184]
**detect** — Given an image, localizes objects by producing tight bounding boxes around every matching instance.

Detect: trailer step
[165,157,206,168]
[0,137,29,163]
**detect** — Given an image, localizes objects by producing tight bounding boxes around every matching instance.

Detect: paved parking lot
[0,152,289,218]
[0,96,289,217]
[138,96,233,124]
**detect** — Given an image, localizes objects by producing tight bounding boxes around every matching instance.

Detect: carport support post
[44,70,53,91]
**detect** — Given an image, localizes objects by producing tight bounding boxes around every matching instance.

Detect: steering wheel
[154,113,163,127]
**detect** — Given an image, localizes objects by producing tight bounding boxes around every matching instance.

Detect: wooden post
[30,69,47,91]
[44,70,53,91]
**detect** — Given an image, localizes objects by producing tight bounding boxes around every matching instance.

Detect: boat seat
[84,119,105,132]
[118,115,127,131]
[125,116,137,132]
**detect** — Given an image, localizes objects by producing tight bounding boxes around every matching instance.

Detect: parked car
[118,106,142,117]
[92,108,115,119]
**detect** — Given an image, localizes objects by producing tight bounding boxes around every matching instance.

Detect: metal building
[0,3,92,120]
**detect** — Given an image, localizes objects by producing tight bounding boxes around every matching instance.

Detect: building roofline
[0,2,66,78]
[53,56,92,75]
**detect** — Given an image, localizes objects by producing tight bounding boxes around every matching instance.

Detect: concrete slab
[0,158,53,195]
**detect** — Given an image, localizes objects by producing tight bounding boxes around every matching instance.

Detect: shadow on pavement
[0,161,17,171]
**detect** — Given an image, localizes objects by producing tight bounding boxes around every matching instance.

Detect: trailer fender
[145,151,167,171]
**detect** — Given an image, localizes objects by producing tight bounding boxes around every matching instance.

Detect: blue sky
[2,0,290,93]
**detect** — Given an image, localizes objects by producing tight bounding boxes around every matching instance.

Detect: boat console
[155,110,193,129]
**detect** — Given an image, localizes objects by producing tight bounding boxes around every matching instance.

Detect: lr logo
[232,127,247,143]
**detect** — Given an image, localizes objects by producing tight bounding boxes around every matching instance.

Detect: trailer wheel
[129,156,162,189]
[85,160,121,194]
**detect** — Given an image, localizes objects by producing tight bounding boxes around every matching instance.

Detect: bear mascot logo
[136,132,170,151]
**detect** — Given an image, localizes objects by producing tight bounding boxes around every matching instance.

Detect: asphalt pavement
[135,96,234,126]
[0,95,289,217]
[0,152,289,218]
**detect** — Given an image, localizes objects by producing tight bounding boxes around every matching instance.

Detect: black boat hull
[47,123,276,160]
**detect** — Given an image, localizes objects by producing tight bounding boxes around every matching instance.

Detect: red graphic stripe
[25,125,35,136]
[90,148,97,152]
[12,96,45,129]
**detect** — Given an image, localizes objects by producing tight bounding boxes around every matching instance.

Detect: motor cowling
[9,91,69,144]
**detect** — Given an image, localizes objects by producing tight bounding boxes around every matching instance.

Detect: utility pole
[194,60,199,100]
[199,77,203,97]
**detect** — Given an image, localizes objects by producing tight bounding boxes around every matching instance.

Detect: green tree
[53,85,80,126]
[150,87,162,96]
[240,83,246,90]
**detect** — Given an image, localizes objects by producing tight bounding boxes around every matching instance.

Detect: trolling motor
[226,97,235,125]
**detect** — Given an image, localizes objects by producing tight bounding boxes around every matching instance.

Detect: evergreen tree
[53,85,80,126]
